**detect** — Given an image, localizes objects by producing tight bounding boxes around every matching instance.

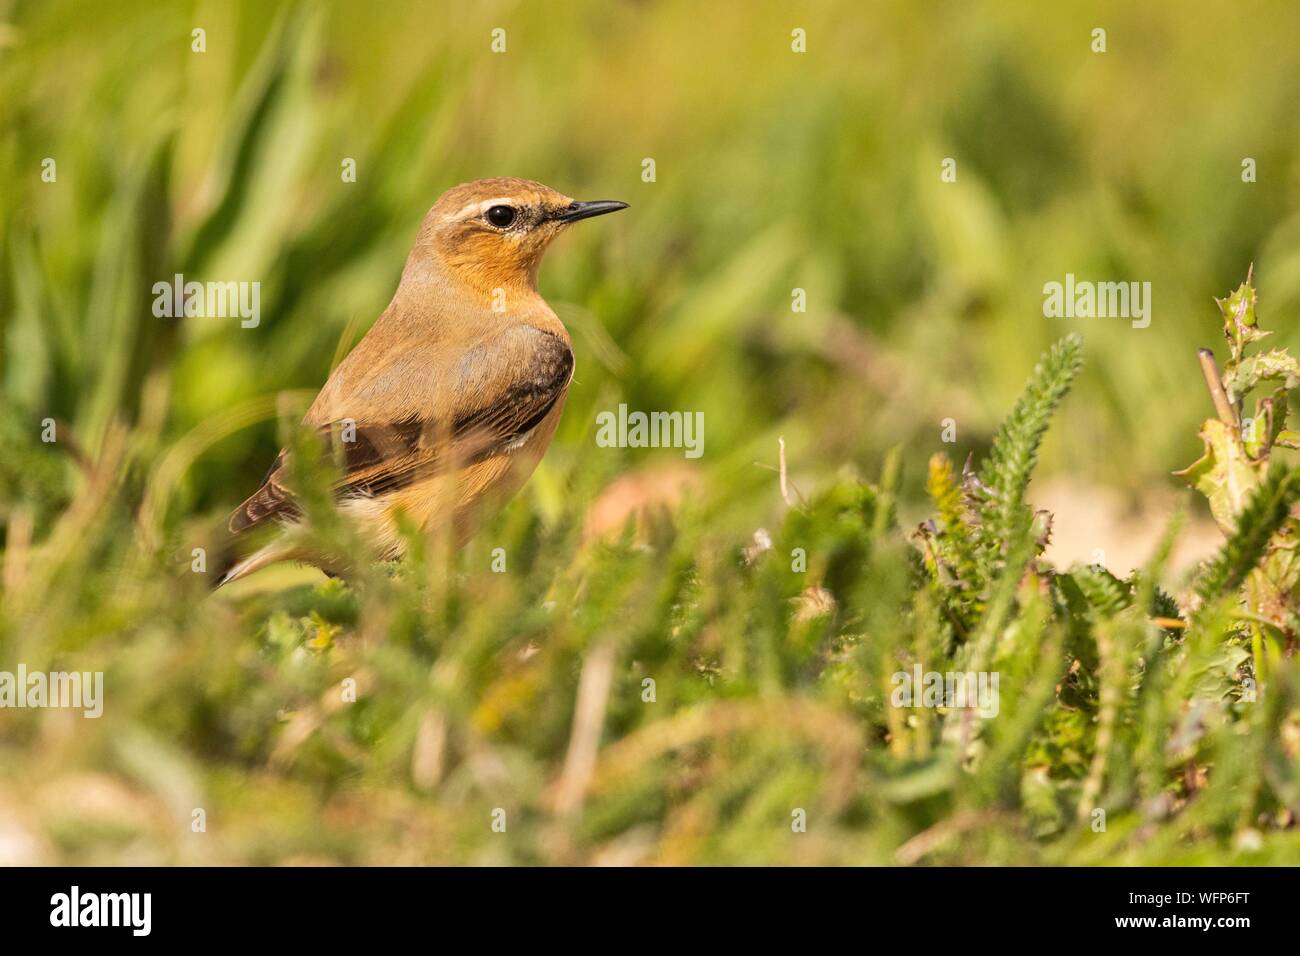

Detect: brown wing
[228,330,572,534]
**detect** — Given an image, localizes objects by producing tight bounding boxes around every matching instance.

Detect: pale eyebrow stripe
[450,197,516,220]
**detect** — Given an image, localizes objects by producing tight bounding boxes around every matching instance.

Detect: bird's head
[412,177,627,296]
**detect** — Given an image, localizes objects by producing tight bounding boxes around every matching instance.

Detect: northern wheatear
[216,177,627,586]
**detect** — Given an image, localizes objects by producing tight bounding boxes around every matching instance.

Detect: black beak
[550,200,629,224]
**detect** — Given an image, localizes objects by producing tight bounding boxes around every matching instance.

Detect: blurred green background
[5,0,1299,528]
[1,0,1299,865]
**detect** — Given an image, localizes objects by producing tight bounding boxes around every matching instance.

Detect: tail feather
[214,541,295,589]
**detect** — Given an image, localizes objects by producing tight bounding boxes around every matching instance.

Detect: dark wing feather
[228,331,572,534]
[228,452,298,532]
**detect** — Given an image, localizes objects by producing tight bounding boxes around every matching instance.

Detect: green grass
[2,0,1300,865]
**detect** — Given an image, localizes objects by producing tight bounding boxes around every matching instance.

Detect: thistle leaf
[1221,349,1300,404]
[1216,274,1267,359]
[1174,418,1260,532]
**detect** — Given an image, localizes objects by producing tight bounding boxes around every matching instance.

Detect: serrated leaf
[1216,276,1266,359]
[1222,349,1300,404]
[1069,564,1130,617]
[1217,278,1258,330]
[977,334,1084,558]
[1174,418,1261,532]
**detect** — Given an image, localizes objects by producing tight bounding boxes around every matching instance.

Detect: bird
[215,177,627,587]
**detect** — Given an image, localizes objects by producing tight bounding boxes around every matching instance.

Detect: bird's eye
[486,205,517,228]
